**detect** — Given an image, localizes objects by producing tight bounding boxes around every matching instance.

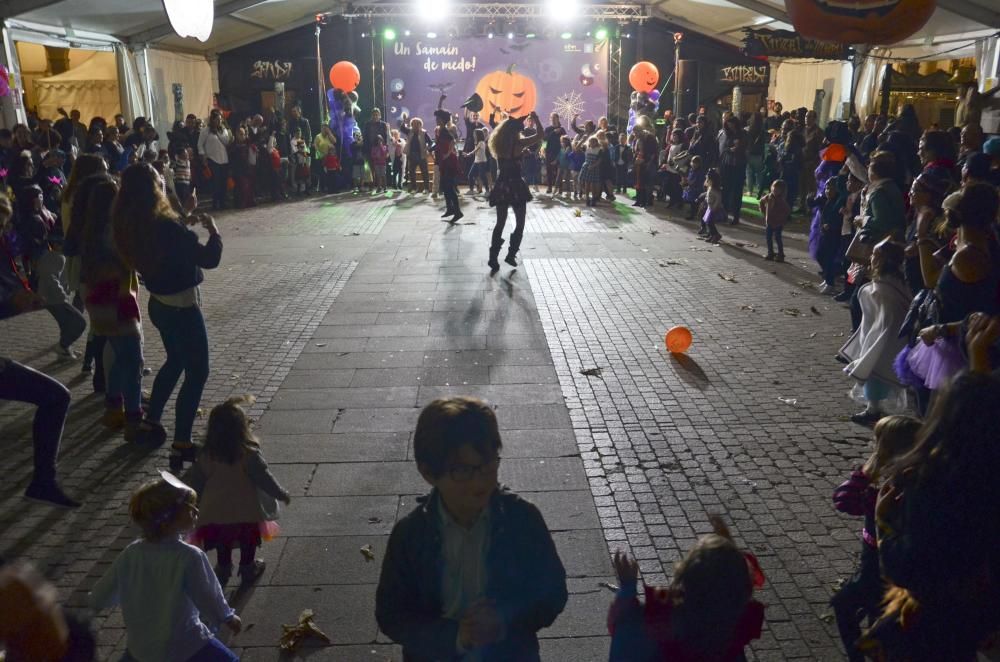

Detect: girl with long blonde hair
[486,110,543,271]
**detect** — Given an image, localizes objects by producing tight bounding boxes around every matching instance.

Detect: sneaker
[124,419,167,445]
[24,481,81,508]
[834,290,852,303]
[764,254,774,261]
[238,559,266,585]
[775,254,784,263]
[55,345,79,360]
[818,282,833,294]
[851,409,883,426]
[215,564,233,586]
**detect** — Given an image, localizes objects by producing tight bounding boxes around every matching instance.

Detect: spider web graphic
[552,90,586,120]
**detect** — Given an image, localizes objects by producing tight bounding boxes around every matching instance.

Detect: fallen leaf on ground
[599,581,619,592]
[195,408,205,417]
[315,343,327,347]
[808,332,817,338]
[360,544,376,562]
[835,332,845,337]
[741,304,756,312]
[781,308,802,317]
[580,367,603,377]
[649,230,659,236]
[778,397,798,405]
[280,609,333,651]
[368,516,382,524]
[810,306,821,315]
[796,281,816,289]
[718,273,738,283]
[659,260,683,266]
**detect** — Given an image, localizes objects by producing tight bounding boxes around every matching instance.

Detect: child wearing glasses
[90,472,242,661]
[376,396,568,661]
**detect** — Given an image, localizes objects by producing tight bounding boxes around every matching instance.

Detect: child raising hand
[608,516,766,661]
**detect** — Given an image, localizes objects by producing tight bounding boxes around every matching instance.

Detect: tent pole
[316,21,325,126]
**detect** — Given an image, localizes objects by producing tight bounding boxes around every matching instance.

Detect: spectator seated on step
[375,396,568,662]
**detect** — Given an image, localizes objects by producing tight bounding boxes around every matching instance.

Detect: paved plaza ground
[0,189,872,660]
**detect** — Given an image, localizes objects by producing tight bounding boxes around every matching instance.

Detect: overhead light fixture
[526,32,536,38]
[488,31,494,39]
[427,31,437,38]
[404,29,411,36]
[547,0,577,21]
[161,0,213,42]
[383,27,396,40]
[561,31,572,39]
[507,32,514,39]
[595,27,608,40]
[361,31,367,37]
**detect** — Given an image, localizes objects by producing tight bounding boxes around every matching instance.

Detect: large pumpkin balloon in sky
[784,0,935,44]
[629,61,659,93]
[475,67,537,116]
[329,61,361,92]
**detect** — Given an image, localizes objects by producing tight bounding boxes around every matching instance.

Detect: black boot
[488,239,504,272]
[505,235,521,267]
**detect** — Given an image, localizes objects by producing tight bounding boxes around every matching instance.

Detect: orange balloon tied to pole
[665,325,693,354]
[329,61,361,92]
[629,61,659,93]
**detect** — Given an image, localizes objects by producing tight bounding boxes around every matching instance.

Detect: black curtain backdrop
[218,18,374,131]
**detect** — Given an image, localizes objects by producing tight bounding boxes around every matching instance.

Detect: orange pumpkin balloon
[474,69,538,116]
[629,61,659,93]
[665,325,693,353]
[785,0,935,45]
[329,61,361,92]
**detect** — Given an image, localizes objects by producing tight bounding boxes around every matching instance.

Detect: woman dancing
[487,111,543,272]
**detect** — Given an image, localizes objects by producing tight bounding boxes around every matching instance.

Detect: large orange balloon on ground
[629,61,659,93]
[785,0,935,44]
[474,69,538,116]
[665,325,693,353]
[329,61,361,92]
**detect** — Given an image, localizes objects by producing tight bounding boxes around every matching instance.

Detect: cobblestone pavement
[0,190,867,660]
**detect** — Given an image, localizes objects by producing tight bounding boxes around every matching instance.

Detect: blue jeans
[106,334,144,414]
[0,359,70,484]
[765,226,784,256]
[147,298,210,443]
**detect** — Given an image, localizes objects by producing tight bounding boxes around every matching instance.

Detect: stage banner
[383,37,608,130]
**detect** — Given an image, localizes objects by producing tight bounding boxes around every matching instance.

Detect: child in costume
[759,179,791,262]
[187,396,291,586]
[831,415,920,662]
[700,168,725,244]
[608,516,765,661]
[90,473,242,660]
[682,155,706,221]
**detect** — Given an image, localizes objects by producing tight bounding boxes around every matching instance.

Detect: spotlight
[526,32,536,38]
[595,27,608,40]
[427,31,437,38]
[361,31,367,37]
[383,27,396,40]
[560,31,572,39]
[488,32,494,39]
[404,29,411,36]
[507,31,514,39]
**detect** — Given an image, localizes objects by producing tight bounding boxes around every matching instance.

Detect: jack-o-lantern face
[785,0,935,44]
[474,69,537,116]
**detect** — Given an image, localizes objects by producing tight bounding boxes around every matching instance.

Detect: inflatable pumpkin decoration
[474,66,537,116]
[784,0,935,44]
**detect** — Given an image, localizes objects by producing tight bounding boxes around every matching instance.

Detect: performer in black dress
[487,111,543,272]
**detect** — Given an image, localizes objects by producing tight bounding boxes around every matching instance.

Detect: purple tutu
[896,337,966,390]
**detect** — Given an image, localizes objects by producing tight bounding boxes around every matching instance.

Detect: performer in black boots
[434,109,462,222]
[487,111,543,272]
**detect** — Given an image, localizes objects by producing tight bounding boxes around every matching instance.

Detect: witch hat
[461,93,484,113]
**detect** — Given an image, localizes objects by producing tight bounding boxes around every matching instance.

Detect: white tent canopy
[1,0,995,58]
[34,51,121,123]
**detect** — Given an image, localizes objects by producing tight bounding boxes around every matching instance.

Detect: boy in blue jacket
[376,397,568,662]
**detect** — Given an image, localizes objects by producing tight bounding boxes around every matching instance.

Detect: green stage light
[526,32,536,38]
[560,31,572,39]
[383,28,396,40]
[595,27,608,40]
